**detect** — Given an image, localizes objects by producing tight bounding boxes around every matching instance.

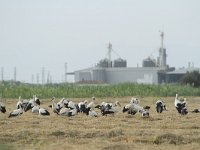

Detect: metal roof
[167,68,200,74]
[74,66,167,72]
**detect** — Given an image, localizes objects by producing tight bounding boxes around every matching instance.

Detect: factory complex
[69,32,199,84]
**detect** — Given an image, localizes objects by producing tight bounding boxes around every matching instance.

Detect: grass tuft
[50,131,65,137]
[153,133,188,145]
[0,144,13,150]
[106,128,124,138]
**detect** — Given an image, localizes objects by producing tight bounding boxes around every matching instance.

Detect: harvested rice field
[0,96,200,150]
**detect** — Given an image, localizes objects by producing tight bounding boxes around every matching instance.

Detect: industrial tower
[107,42,112,68]
[158,31,167,68]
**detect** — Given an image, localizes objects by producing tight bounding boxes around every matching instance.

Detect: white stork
[155,100,167,113]
[78,100,88,113]
[59,107,70,116]
[39,108,50,116]
[0,102,6,113]
[87,97,96,110]
[175,94,188,115]
[123,103,149,117]
[96,100,121,116]
[8,104,23,118]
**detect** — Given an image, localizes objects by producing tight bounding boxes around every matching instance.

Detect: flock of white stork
[0,94,200,118]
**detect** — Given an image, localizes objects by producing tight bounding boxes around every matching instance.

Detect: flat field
[0,96,200,150]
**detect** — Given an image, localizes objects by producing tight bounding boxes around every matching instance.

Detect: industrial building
[69,32,198,84]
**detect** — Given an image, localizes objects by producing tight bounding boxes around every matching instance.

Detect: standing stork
[78,100,88,113]
[0,102,6,113]
[87,97,96,110]
[155,100,167,113]
[130,97,140,104]
[31,100,40,114]
[24,95,40,112]
[51,97,60,114]
[174,94,188,115]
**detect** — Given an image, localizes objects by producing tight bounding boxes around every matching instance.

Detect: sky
[0,0,200,83]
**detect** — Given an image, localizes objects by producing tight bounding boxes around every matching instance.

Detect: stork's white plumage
[155,100,167,113]
[130,97,140,104]
[88,110,98,117]
[57,98,68,109]
[59,108,70,116]
[78,100,88,113]
[133,103,149,117]
[68,101,77,109]
[32,105,40,113]
[8,104,23,118]
[105,105,120,114]
[39,108,50,116]
[33,95,40,105]
[98,100,121,116]
[124,103,139,115]
[105,100,121,107]
[23,95,40,112]
[78,100,88,108]
[0,102,6,113]
[26,98,40,113]
[24,99,34,112]
[68,108,77,117]
[123,102,149,117]
[51,97,60,114]
[16,96,23,109]
[87,97,96,110]
[123,103,138,115]
[174,94,188,115]
[174,94,181,108]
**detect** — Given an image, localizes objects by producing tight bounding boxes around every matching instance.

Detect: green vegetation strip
[0,82,200,99]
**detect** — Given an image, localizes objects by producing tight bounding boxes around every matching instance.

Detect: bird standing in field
[78,100,88,113]
[87,97,96,110]
[174,94,188,115]
[155,100,167,113]
[0,102,6,113]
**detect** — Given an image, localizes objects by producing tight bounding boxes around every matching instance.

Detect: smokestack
[159,31,167,68]
[108,42,112,68]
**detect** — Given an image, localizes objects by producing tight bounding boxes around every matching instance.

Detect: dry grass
[0,96,200,150]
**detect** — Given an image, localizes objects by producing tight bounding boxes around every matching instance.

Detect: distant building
[166,67,200,83]
[74,66,169,84]
[68,32,199,84]
[142,57,156,67]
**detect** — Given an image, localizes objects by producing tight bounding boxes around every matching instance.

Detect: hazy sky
[0,0,200,83]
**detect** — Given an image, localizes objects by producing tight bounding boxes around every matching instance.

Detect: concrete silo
[113,58,127,68]
[142,57,156,67]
